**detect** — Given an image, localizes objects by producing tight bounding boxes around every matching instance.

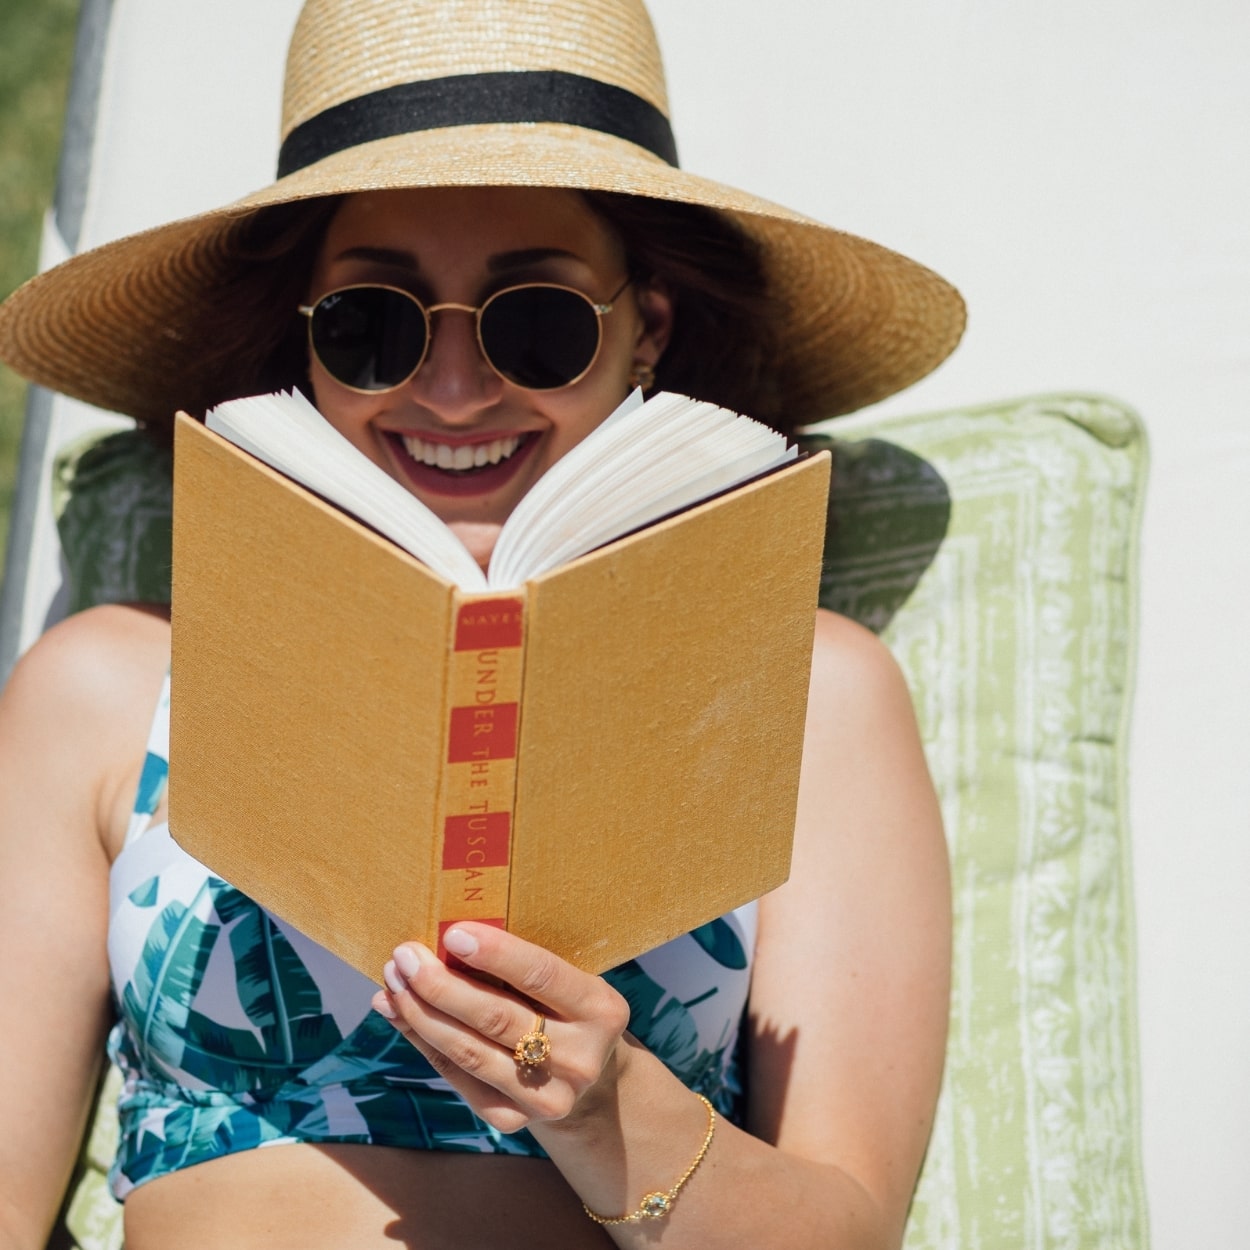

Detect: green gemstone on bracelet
[640,1192,672,1218]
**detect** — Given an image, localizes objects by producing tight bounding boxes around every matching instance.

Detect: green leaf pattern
[604,914,753,1117]
[110,818,754,1198]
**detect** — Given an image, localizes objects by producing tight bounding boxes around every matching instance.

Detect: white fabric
[12,0,1249,1242]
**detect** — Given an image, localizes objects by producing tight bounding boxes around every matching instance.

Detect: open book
[170,390,831,976]
[205,387,798,588]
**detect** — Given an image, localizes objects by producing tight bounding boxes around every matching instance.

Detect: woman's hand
[372,922,632,1134]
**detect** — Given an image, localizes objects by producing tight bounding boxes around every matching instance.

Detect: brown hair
[583,192,788,432]
[190,196,344,416]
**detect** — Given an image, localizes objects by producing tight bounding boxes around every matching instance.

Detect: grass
[0,0,80,582]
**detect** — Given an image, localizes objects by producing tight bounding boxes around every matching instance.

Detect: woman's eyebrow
[332,246,418,269]
[486,247,580,273]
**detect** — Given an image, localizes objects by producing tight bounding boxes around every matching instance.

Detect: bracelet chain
[581,1092,716,1225]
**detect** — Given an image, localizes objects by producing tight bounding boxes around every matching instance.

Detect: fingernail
[383,959,407,995]
[393,944,422,979]
[443,927,478,958]
[372,992,398,1020]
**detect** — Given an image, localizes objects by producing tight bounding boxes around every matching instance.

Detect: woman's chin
[448,519,504,574]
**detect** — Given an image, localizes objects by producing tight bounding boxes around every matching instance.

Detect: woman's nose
[406,305,502,421]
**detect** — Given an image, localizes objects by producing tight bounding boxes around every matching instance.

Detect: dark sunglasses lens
[311,288,426,390]
[480,287,601,390]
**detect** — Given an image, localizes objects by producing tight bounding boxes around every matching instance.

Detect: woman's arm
[375,608,950,1249]
[741,609,951,1244]
[0,605,170,1250]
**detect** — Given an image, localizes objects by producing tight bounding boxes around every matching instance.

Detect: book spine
[430,592,526,961]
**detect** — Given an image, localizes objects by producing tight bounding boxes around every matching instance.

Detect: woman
[0,1,961,1247]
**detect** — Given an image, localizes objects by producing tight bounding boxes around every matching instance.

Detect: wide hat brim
[0,122,965,425]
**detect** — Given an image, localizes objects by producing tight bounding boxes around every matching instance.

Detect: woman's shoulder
[1,604,171,856]
[5,603,169,711]
[2,605,170,786]
[808,607,915,722]
[800,608,936,815]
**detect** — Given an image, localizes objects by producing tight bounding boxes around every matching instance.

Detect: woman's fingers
[373,948,579,1126]
[439,922,630,1033]
[371,922,632,1127]
[385,940,540,1058]
[372,984,533,1132]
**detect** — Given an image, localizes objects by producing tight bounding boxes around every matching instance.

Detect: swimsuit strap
[123,669,171,846]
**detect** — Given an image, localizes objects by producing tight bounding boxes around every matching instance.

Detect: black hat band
[277,69,680,178]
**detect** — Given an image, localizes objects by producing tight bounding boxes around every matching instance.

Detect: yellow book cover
[170,409,830,977]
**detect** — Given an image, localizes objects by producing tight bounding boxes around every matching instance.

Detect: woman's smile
[382,427,540,497]
[305,185,672,567]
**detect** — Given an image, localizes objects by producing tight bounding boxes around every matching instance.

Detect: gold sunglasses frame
[298,278,630,394]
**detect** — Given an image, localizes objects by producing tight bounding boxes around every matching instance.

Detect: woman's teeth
[400,434,522,471]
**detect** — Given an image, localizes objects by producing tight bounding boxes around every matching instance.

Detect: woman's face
[306,186,672,569]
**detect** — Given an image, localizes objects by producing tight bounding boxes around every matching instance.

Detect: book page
[205,389,794,590]
[487,393,795,586]
[206,391,487,588]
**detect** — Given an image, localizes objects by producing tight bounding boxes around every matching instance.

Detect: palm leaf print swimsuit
[107,675,757,1196]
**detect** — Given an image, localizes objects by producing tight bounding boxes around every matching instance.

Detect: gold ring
[514,1015,552,1066]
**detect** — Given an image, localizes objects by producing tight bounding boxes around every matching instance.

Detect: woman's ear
[632,279,674,369]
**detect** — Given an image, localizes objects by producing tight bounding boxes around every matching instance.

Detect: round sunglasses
[298,278,630,394]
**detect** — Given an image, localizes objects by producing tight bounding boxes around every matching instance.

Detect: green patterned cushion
[54,394,1148,1248]
[804,394,1149,1250]
[52,428,172,612]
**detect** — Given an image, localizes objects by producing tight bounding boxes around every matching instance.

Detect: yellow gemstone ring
[514,1015,552,1066]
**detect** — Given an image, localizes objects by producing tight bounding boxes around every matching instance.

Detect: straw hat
[0,0,965,425]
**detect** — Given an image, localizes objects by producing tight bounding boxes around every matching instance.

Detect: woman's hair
[194,196,345,414]
[197,189,790,432]
[582,193,787,432]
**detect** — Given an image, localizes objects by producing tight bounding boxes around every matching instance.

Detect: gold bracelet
[581,1092,716,1225]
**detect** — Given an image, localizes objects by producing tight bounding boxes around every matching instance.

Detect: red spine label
[446,704,519,762]
[431,594,526,951]
[442,812,511,869]
[454,598,524,650]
